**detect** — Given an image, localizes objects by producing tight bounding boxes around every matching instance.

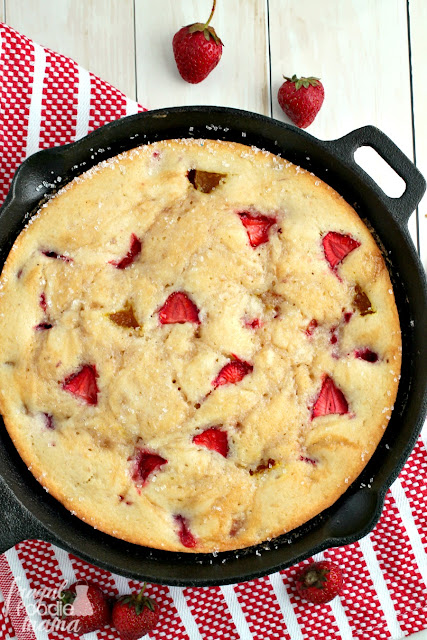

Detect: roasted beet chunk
[62,365,99,405]
[158,291,200,324]
[187,169,226,193]
[131,449,168,486]
[238,212,276,248]
[109,234,142,269]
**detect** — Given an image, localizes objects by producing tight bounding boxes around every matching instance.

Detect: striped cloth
[0,21,426,640]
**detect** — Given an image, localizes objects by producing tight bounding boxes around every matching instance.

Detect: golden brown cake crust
[0,139,401,552]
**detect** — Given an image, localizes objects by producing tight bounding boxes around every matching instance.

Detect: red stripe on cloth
[324,543,391,639]
[0,552,37,640]
[183,587,240,640]
[15,540,67,640]
[88,74,126,133]
[0,600,16,640]
[39,51,79,149]
[234,576,291,640]
[398,438,427,549]
[0,25,34,205]
[371,491,427,635]
[127,580,190,640]
[280,560,342,640]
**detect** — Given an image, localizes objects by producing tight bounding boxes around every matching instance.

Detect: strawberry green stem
[136,582,147,603]
[204,0,217,28]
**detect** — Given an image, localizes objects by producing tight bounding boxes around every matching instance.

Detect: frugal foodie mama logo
[3,577,93,633]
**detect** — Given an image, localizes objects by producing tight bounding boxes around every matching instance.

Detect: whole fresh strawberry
[112,584,159,640]
[58,580,111,635]
[278,75,325,128]
[173,0,223,84]
[295,561,343,604]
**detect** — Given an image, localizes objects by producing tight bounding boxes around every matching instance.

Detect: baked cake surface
[0,139,401,552]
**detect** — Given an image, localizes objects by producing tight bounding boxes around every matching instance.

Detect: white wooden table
[1,2,426,639]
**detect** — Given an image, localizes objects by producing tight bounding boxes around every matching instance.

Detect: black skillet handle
[0,476,52,554]
[327,125,426,225]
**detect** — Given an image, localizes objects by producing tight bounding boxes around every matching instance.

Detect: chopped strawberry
[213,357,253,388]
[62,365,99,405]
[43,413,54,430]
[39,292,47,313]
[34,322,53,331]
[344,311,353,323]
[109,233,142,269]
[174,515,197,548]
[192,426,228,457]
[249,458,276,475]
[330,327,338,345]
[300,455,317,465]
[244,318,263,329]
[238,212,276,248]
[158,291,200,324]
[355,348,379,363]
[41,249,72,263]
[305,319,318,336]
[322,232,360,271]
[131,449,168,486]
[312,376,349,419]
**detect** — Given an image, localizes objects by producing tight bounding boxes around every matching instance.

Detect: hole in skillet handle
[325,126,426,227]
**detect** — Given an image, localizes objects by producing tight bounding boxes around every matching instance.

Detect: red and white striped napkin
[0,22,426,640]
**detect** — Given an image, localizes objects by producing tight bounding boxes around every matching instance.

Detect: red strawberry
[344,311,353,323]
[174,515,197,548]
[213,357,253,388]
[43,413,55,430]
[355,348,379,363]
[300,455,317,465]
[278,75,325,129]
[41,249,73,263]
[193,426,228,457]
[110,234,142,269]
[305,319,318,337]
[130,449,168,486]
[244,318,263,329]
[322,231,361,271]
[34,322,53,331]
[58,581,111,635]
[62,364,99,405]
[112,584,159,640]
[238,212,276,248]
[39,292,48,313]
[295,561,343,604]
[312,376,348,419]
[158,291,200,324]
[172,0,223,84]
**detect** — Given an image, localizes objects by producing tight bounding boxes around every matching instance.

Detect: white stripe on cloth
[390,478,427,587]
[168,587,203,640]
[51,546,98,640]
[358,534,403,639]
[312,551,354,639]
[220,585,253,640]
[125,98,139,117]
[4,548,49,640]
[25,42,46,158]
[268,572,304,640]
[75,66,91,141]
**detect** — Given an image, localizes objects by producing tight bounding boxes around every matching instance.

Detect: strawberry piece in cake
[213,357,253,388]
[355,348,379,363]
[174,515,197,548]
[322,232,360,271]
[41,249,72,263]
[109,234,142,269]
[305,319,318,337]
[244,318,263,329]
[312,376,349,419]
[158,291,200,324]
[131,449,168,486]
[62,365,99,405]
[34,322,53,331]
[192,426,229,457]
[238,212,276,248]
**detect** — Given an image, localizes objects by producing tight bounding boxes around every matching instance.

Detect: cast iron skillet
[0,107,426,586]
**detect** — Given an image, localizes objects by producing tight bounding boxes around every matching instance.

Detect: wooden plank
[268,0,417,243]
[4,0,136,99]
[134,0,269,114]
[410,0,427,268]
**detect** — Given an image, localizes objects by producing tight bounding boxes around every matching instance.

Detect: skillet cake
[0,139,401,552]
